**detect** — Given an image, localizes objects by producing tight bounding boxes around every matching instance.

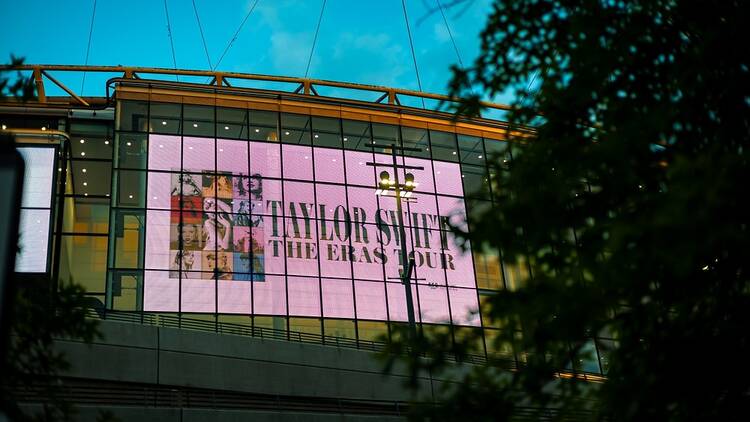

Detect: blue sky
[0,0,512,110]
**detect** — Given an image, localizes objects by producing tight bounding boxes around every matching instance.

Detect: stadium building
[2,65,604,420]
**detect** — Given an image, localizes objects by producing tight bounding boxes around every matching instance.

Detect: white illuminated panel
[15,147,55,273]
[15,209,51,272]
[17,148,55,208]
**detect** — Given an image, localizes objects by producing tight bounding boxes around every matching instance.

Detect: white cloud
[269,31,313,76]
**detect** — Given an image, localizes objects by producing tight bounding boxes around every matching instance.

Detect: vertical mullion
[309,118,324,341]
[278,111,290,338]
[339,116,360,345]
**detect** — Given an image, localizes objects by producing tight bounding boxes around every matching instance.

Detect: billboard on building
[143,135,479,326]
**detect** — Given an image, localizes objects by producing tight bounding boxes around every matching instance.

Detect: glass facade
[110,100,488,336]
[3,95,609,374]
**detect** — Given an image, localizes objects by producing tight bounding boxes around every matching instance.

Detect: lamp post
[367,144,423,341]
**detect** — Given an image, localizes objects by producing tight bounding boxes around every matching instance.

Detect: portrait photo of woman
[202,197,232,251]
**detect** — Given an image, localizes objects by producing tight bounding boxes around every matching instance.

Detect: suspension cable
[401,0,426,109]
[80,0,97,94]
[164,0,179,81]
[305,0,327,79]
[435,0,464,69]
[192,0,214,70]
[212,0,261,71]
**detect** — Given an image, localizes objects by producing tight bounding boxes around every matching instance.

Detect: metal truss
[0,64,512,116]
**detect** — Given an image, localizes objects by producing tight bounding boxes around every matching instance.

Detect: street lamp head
[404,172,415,190]
[379,171,391,188]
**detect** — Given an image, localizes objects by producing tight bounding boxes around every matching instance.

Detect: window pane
[401,127,430,158]
[118,100,148,132]
[449,287,480,326]
[141,271,176,311]
[217,139,249,175]
[324,319,356,340]
[287,276,321,317]
[149,103,181,135]
[116,133,147,169]
[403,156,435,194]
[343,150,375,186]
[183,105,215,137]
[311,116,342,148]
[357,320,388,342]
[62,197,109,234]
[321,278,354,318]
[181,277,216,313]
[313,148,344,183]
[281,113,311,145]
[112,210,145,269]
[461,164,490,199]
[59,235,107,292]
[454,326,485,355]
[110,270,144,311]
[249,110,279,142]
[254,316,287,333]
[144,210,171,270]
[458,134,485,166]
[479,292,500,328]
[483,139,510,165]
[484,328,515,360]
[249,141,281,178]
[418,285,450,324]
[183,137,215,172]
[429,130,458,162]
[147,134,181,171]
[115,170,146,208]
[354,280,387,321]
[503,256,530,290]
[386,282,419,323]
[372,123,399,152]
[342,119,371,151]
[71,122,113,160]
[253,275,286,315]
[282,144,313,179]
[474,249,502,290]
[289,317,321,336]
[433,161,464,197]
[217,107,248,140]
[72,160,111,197]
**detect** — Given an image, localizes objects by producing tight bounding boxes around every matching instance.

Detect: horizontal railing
[84,308,492,366]
[83,308,605,383]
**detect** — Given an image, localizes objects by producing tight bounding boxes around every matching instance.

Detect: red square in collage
[171,196,203,224]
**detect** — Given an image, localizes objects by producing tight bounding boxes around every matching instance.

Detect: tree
[391,1,750,420]
[1,57,102,421]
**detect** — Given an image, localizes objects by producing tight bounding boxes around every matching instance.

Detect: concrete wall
[48,320,474,420]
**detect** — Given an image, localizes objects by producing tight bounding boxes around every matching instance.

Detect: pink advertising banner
[144,135,479,326]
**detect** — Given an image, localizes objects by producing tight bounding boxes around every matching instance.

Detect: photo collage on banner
[168,171,265,281]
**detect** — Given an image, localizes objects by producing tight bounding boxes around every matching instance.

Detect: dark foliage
[392,1,750,420]
[0,55,35,100]
[1,279,100,421]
